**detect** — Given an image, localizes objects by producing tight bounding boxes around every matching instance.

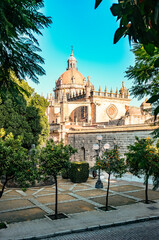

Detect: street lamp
[93,135,104,189]
[113,138,117,148]
[104,143,110,151]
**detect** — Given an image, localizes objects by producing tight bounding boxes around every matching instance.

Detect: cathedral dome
[56,48,86,87]
[57,68,85,86]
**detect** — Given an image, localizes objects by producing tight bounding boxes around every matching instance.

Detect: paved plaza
[1,175,159,239]
[1,175,159,223]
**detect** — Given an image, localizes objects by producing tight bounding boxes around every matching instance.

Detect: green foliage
[0,130,38,198]
[95,0,159,53]
[125,44,159,136]
[0,0,52,84]
[94,145,126,210]
[125,137,159,179]
[0,75,49,148]
[69,162,89,183]
[95,0,103,9]
[61,168,70,179]
[38,139,77,218]
[39,139,77,178]
[125,137,159,202]
[0,222,7,229]
[96,146,126,177]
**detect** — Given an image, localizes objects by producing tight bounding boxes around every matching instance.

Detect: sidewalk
[1,175,159,240]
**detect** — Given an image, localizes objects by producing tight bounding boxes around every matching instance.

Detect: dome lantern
[67,46,77,70]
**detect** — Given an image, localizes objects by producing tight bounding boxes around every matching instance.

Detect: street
[43,219,159,240]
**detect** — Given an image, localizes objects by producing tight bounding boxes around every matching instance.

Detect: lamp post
[113,138,117,149]
[93,135,110,189]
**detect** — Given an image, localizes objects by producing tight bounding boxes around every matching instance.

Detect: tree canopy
[125,44,159,136]
[0,130,38,198]
[95,0,159,57]
[0,73,49,148]
[125,137,159,203]
[39,139,77,219]
[0,0,52,85]
[95,145,126,210]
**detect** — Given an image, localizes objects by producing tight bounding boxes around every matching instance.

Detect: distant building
[45,50,152,143]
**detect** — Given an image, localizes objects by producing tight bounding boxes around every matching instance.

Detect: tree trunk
[54,175,58,219]
[145,175,149,204]
[0,176,8,198]
[106,173,111,211]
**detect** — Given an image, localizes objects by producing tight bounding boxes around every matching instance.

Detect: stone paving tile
[58,185,75,191]
[0,195,21,200]
[3,190,21,196]
[104,180,120,185]
[0,207,45,223]
[111,180,137,185]
[110,185,143,192]
[75,189,105,198]
[72,185,92,191]
[0,199,33,211]
[91,195,137,207]
[126,190,159,200]
[33,190,55,196]
[36,194,76,204]
[25,189,38,196]
[49,200,96,214]
[43,187,55,191]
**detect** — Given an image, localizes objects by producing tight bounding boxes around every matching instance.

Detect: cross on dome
[71,45,74,56]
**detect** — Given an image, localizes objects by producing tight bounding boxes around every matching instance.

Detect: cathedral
[45,50,152,142]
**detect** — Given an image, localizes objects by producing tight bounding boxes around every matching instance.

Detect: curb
[17,215,159,240]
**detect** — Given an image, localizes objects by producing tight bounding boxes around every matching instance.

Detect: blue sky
[28,0,142,106]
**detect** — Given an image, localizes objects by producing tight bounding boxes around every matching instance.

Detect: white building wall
[95,98,130,123]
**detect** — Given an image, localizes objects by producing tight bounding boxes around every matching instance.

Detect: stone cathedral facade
[45,49,152,146]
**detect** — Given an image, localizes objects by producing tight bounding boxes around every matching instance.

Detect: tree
[95,1,159,136]
[0,0,52,85]
[95,0,159,56]
[125,44,159,137]
[95,145,126,211]
[0,129,38,198]
[38,139,77,219]
[125,137,159,204]
[0,73,49,149]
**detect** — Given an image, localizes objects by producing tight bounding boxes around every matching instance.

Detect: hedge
[69,161,89,183]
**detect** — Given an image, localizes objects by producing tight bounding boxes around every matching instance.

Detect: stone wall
[67,125,157,167]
